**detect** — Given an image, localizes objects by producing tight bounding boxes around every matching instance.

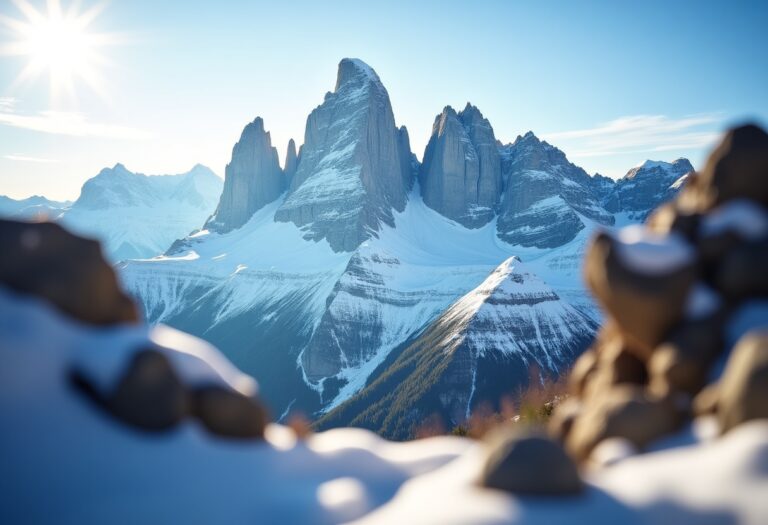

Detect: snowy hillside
[1,286,766,525]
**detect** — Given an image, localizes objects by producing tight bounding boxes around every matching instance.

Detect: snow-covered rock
[274,58,414,252]
[419,104,501,227]
[60,163,222,261]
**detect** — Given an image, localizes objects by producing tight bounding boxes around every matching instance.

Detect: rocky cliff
[419,104,501,227]
[496,132,614,248]
[205,117,284,233]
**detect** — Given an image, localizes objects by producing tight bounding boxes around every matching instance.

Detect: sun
[1,0,117,101]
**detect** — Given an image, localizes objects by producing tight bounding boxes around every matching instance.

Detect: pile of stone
[481,124,768,494]
[0,219,269,439]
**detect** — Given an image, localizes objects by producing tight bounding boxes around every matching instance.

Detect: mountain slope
[317,257,596,439]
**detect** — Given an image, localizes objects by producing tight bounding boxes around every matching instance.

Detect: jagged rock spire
[206,117,284,233]
[419,103,501,227]
[274,58,413,252]
[284,139,298,185]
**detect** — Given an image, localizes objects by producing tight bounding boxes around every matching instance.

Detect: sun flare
[1,0,117,101]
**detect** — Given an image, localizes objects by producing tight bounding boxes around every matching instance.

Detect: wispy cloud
[4,154,60,163]
[0,108,152,140]
[0,97,16,110]
[542,114,722,159]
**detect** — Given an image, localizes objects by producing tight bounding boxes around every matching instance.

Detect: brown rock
[648,319,724,397]
[598,337,648,386]
[107,349,189,431]
[715,240,768,300]
[693,384,719,416]
[547,398,582,442]
[697,124,768,209]
[566,386,681,460]
[717,331,768,433]
[584,232,696,357]
[646,203,700,240]
[0,219,138,325]
[568,350,598,396]
[192,385,268,439]
[481,430,583,495]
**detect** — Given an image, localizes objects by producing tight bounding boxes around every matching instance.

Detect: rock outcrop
[496,132,614,248]
[206,117,284,233]
[550,123,768,463]
[419,104,501,227]
[0,219,139,325]
[274,58,413,252]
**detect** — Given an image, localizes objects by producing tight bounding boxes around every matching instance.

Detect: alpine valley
[41,59,691,438]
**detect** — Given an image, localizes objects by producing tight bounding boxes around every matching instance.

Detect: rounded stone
[481,431,583,495]
[192,385,268,439]
[107,349,189,431]
[566,386,681,461]
[717,331,768,433]
[0,219,139,326]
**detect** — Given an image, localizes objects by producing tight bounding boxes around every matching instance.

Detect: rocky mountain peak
[335,58,381,91]
[205,117,284,233]
[419,103,502,227]
[496,132,614,248]
[274,58,412,252]
[604,157,694,219]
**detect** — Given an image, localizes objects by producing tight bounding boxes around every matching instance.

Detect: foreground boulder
[481,430,582,495]
[0,219,138,325]
[566,386,681,460]
[716,331,768,433]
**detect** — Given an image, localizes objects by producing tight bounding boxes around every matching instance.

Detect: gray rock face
[206,118,284,233]
[284,138,299,186]
[397,126,418,192]
[603,159,693,220]
[497,132,614,248]
[419,104,501,227]
[274,58,412,252]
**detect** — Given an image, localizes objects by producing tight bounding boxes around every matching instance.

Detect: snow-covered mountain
[60,163,222,261]
[0,194,70,220]
[317,257,597,439]
[604,158,694,221]
[118,58,692,430]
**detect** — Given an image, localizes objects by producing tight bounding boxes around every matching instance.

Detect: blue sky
[0,0,766,200]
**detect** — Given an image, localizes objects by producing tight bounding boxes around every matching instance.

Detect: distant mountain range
[1,164,222,261]
[1,59,692,438]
